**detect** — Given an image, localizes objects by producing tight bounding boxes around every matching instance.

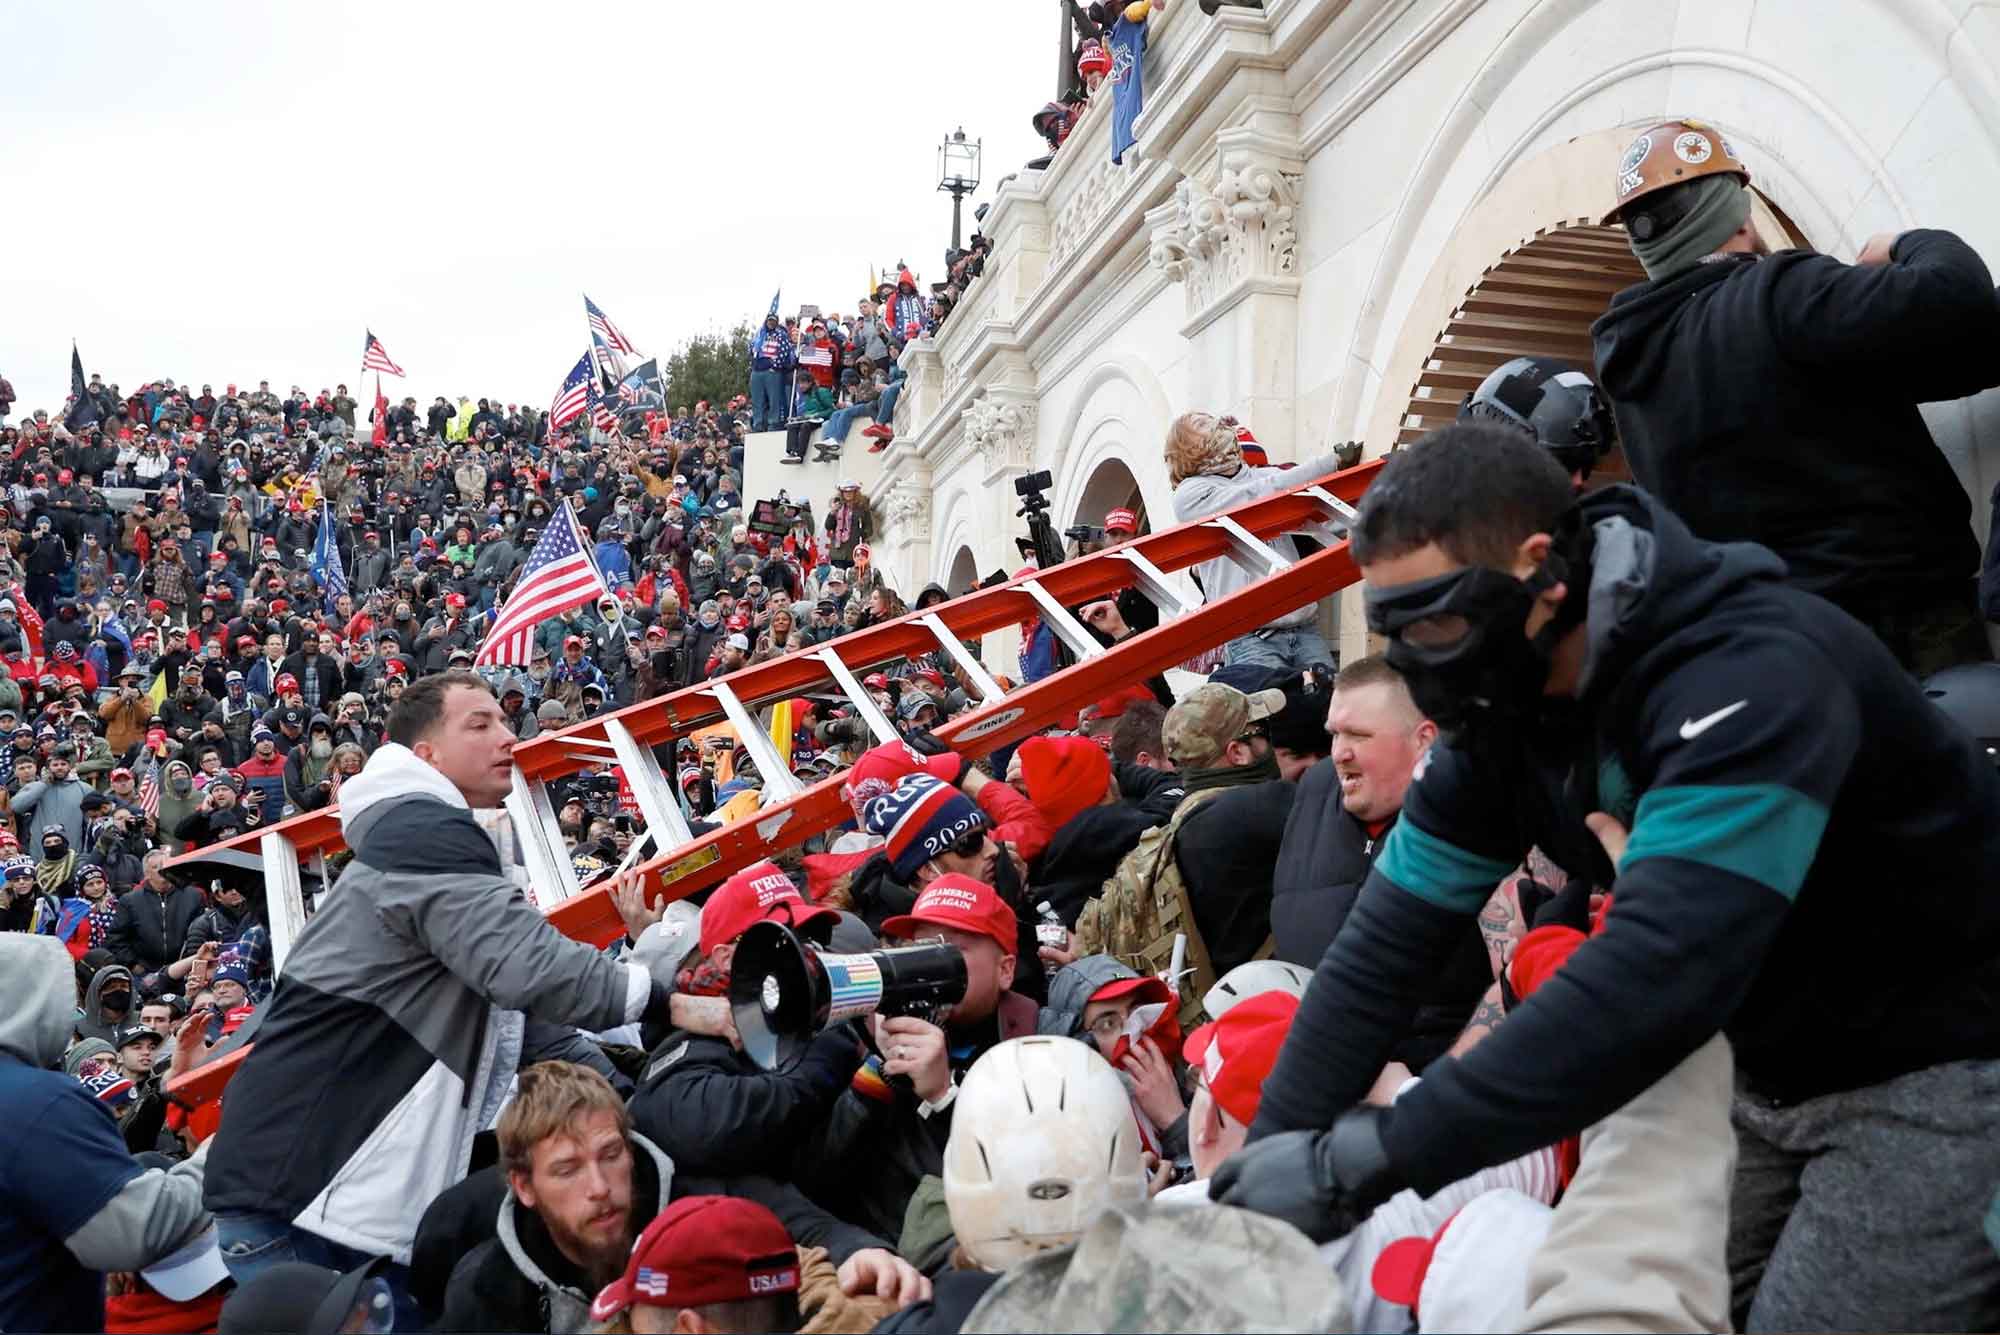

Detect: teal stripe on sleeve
[1622,783,1829,901]
[1377,820,1519,914]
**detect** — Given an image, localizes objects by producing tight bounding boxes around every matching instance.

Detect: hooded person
[201,671,725,1307]
[1039,956,1189,1163]
[152,760,202,854]
[77,959,137,1043]
[0,934,211,1335]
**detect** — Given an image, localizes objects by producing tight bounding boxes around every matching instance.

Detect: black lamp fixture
[936,127,983,252]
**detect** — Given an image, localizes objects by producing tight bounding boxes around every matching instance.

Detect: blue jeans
[873,381,903,433]
[1223,624,1333,673]
[749,370,785,431]
[821,398,878,446]
[215,1211,424,1330]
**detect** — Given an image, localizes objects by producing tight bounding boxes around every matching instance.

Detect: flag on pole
[360,330,405,377]
[616,359,664,413]
[62,343,99,432]
[766,287,783,321]
[474,501,611,666]
[585,295,638,355]
[370,376,388,446]
[549,351,592,436]
[587,380,619,435]
[310,501,348,616]
[138,769,160,822]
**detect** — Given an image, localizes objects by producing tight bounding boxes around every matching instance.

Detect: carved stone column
[1148,131,1303,456]
[871,467,934,599]
[962,392,1041,487]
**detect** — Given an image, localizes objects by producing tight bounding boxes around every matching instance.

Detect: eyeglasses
[1085,1010,1130,1040]
[945,826,990,860]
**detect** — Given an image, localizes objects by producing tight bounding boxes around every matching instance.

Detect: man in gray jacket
[12,743,89,848]
[200,671,730,1320]
[0,934,211,1333]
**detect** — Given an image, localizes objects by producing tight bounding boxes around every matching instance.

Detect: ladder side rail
[262,832,308,976]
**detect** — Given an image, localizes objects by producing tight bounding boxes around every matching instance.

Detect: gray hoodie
[76,963,135,1043]
[0,934,211,1276]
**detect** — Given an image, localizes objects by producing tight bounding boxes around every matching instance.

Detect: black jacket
[1027,763,1183,927]
[1271,765,1490,1068]
[1174,778,1295,976]
[1591,230,2000,618]
[104,882,207,975]
[1255,486,2000,1195]
[629,1026,866,1178]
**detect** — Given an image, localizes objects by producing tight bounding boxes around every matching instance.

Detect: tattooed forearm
[1448,981,1508,1056]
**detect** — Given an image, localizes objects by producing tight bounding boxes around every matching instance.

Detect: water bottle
[1035,901,1067,951]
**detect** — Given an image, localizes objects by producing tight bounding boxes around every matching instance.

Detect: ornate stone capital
[961,393,1039,480]
[885,476,933,543]
[1149,146,1301,326]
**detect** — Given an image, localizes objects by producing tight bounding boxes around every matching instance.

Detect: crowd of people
[4,114,2000,1335]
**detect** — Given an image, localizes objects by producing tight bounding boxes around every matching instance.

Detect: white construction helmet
[1202,959,1313,1018]
[943,1037,1146,1270]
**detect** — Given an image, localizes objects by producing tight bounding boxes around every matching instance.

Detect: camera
[1064,524,1104,546]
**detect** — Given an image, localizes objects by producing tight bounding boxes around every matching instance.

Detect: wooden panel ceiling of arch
[1396,222,1645,480]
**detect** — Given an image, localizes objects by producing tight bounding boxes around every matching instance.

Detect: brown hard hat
[1602,119,1752,229]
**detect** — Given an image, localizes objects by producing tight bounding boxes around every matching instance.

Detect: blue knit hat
[863,773,985,882]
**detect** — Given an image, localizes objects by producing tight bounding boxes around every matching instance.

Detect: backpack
[1072,788,1227,1028]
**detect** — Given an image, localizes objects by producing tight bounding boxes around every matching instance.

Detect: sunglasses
[945,825,990,860]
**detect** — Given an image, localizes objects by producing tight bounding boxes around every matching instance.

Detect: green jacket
[795,386,835,420]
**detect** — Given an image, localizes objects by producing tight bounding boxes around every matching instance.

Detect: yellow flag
[868,266,878,299]
[146,668,168,711]
[768,698,794,772]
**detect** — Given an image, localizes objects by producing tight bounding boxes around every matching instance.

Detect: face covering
[1364,519,1591,738]
[310,738,333,759]
[1108,1001,1182,1070]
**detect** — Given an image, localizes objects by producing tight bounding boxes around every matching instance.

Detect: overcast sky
[2,2,1052,417]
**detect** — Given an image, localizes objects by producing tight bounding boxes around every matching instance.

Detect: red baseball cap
[1181,990,1298,1127]
[1104,507,1138,534]
[841,739,960,822]
[275,674,299,693]
[590,1196,798,1323]
[698,859,836,957]
[445,592,466,609]
[385,659,408,677]
[881,874,1016,953]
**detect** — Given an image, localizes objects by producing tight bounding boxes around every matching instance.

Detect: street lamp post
[937,127,983,253]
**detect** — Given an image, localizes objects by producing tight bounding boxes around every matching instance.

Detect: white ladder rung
[711,681,804,802]
[1203,514,1290,577]
[1022,580,1106,661]
[1109,548,1197,618]
[605,718,694,851]
[817,649,900,743]
[920,613,1005,702]
[508,768,583,909]
[1300,484,1359,530]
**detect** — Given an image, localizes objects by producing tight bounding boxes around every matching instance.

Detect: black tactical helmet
[1923,662,2000,768]
[1459,356,1618,481]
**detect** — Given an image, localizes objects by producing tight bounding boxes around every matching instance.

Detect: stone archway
[1071,456,1149,534]
[945,544,980,596]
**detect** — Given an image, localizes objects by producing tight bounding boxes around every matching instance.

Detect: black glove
[1529,874,1594,933]
[1208,1106,1401,1243]
[902,728,970,785]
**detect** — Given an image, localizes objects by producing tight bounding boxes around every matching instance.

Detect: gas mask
[1364,517,1591,738]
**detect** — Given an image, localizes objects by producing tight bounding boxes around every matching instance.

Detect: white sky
[1,1,1052,416]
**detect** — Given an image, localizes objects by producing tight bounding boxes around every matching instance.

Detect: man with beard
[282,715,338,812]
[13,745,88,848]
[280,630,343,716]
[438,1061,677,1333]
[172,773,259,850]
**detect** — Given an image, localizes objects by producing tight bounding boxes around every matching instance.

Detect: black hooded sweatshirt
[1254,486,2000,1195]
[1590,229,2000,619]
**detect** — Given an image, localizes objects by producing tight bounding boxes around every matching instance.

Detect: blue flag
[311,501,348,616]
[1109,14,1148,165]
[62,343,99,433]
[767,287,782,320]
[616,358,665,415]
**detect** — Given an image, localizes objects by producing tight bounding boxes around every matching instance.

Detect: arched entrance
[1071,457,1149,535]
[945,544,980,596]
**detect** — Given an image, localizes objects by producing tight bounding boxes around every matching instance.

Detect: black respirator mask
[1365,516,1592,736]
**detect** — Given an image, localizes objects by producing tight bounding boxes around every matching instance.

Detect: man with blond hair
[442,1061,676,1333]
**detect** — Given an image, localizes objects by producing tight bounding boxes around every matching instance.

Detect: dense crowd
[4,113,2000,1335]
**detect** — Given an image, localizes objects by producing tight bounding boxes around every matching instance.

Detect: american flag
[584,295,637,356]
[588,381,619,434]
[360,330,405,377]
[474,501,610,666]
[549,352,592,435]
[138,767,160,821]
